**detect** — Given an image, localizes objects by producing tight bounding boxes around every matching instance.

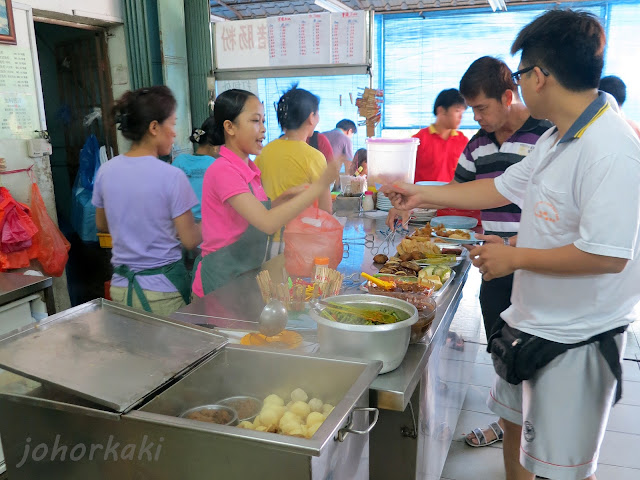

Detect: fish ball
[290,401,311,420]
[308,398,323,413]
[238,421,255,430]
[264,394,284,406]
[279,411,302,430]
[291,388,308,403]
[306,422,321,439]
[259,408,280,428]
[306,412,325,427]
[255,426,267,432]
[282,421,305,437]
[322,404,334,416]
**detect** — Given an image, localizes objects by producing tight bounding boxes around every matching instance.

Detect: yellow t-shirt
[255,139,326,199]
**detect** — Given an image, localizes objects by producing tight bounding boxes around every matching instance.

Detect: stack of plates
[376,192,393,211]
[410,208,437,224]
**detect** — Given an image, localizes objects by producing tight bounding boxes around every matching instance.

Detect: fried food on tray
[434,225,471,240]
[397,238,441,257]
[412,224,432,238]
[240,331,303,349]
[373,254,389,264]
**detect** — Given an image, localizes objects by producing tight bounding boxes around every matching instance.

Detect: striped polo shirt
[454,116,553,236]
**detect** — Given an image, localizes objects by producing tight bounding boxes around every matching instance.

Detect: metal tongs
[370,215,415,255]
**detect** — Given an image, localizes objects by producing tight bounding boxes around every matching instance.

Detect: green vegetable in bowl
[320,302,410,326]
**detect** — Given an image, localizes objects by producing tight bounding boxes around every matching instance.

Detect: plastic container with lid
[313,257,330,283]
[362,191,375,211]
[366,138,420,187]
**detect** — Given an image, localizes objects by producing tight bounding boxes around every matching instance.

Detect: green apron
[113,260,191,313]
[195,185,271,295]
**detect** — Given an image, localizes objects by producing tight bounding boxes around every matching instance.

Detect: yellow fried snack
[397,239,441,257]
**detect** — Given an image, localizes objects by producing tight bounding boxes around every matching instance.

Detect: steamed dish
[237,388,335,439]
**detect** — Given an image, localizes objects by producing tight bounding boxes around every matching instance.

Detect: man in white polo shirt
[381,9,640,480]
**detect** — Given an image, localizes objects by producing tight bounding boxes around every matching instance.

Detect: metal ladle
[258,299,289,337]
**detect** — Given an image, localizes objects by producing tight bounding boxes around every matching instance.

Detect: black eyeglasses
[511,65,550,84]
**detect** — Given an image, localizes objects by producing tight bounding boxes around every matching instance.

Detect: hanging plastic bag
[284,205,344,277]
[71,135,101,242]
[0,187,38,253]
[28,182,71,277]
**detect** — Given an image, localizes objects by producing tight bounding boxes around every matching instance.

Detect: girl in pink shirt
[193,90,338,296]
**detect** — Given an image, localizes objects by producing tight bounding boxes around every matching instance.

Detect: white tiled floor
[441,321,640,480]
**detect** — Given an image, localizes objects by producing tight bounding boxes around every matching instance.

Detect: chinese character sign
[214,11,366,70]
[0,46,40,139]
[215,19,269,69]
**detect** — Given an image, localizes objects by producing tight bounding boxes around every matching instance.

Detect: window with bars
[378,3,608,131]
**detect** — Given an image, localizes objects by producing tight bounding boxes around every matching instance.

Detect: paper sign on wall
[215,18,270,70]
[0,46,39,139]
[216,79,259,97]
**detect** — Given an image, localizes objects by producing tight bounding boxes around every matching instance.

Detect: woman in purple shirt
[92,86,201,314]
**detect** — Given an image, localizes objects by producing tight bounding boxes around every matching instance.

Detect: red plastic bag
[27,182,71,276]
[284,206,344,277]
[0,187,38,253]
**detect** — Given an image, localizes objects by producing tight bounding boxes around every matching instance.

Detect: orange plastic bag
[284,206,344,277]
[27,182,71,276]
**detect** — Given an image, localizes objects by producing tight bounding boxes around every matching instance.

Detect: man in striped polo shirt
[455,57,551,448]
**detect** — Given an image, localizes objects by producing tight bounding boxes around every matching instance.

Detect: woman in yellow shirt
[256,85,332,213]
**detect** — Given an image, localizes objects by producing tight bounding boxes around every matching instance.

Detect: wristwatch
[503,237,510,246]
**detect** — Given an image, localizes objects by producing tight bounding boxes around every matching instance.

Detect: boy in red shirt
[413,89,468,182]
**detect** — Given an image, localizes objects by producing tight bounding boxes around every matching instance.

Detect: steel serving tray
[0,299,227,413]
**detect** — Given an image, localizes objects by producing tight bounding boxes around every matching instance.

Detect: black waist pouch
[488,320,627,402]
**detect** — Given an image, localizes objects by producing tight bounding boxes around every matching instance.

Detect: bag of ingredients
[27,182,71,277]
[284,206,344,277]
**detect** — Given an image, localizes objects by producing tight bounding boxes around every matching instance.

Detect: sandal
[446,331,465,351]
[464,421,504,447]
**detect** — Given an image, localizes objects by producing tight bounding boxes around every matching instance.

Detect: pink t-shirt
[192,146,268,297]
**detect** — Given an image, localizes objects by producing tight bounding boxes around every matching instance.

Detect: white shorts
[487,333,626,480]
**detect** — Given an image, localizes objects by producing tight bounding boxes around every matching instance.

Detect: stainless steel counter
[0,272,55,315]
[172,215,471,413]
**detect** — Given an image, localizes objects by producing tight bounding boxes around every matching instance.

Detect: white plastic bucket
[366,138,419,186]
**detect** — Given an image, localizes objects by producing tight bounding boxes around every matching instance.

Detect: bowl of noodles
[310,294,418,374]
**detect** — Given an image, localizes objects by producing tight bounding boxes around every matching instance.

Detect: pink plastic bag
[284,206,344,277]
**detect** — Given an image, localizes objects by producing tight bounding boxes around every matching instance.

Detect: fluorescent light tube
[314,0,355,13]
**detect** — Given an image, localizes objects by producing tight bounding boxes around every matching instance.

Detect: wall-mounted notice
[215,10,367,71]
[0,46,39,139]
[215,18,270,70]
[216,79,259,97]
[331,11,366,65]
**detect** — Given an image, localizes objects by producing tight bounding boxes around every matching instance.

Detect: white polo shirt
[494,92,640,343]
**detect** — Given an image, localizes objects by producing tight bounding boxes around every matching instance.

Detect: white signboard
[214,11,367,71]
[215,18,270,70]
[0,46,40,139]
[331,11,366,65]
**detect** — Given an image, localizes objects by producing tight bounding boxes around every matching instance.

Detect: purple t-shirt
[322,128,353,162]
[92,155,198,292]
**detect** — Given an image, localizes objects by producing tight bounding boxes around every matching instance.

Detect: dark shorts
[479,273,514,340]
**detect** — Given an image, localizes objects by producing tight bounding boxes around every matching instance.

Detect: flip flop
[464,421,504,447]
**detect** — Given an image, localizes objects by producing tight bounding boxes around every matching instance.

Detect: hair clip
[193,128,205,142]
[115,112,130,131]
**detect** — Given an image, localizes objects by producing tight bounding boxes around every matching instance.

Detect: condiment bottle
[313,257,330,283]
[362,191,375,211]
